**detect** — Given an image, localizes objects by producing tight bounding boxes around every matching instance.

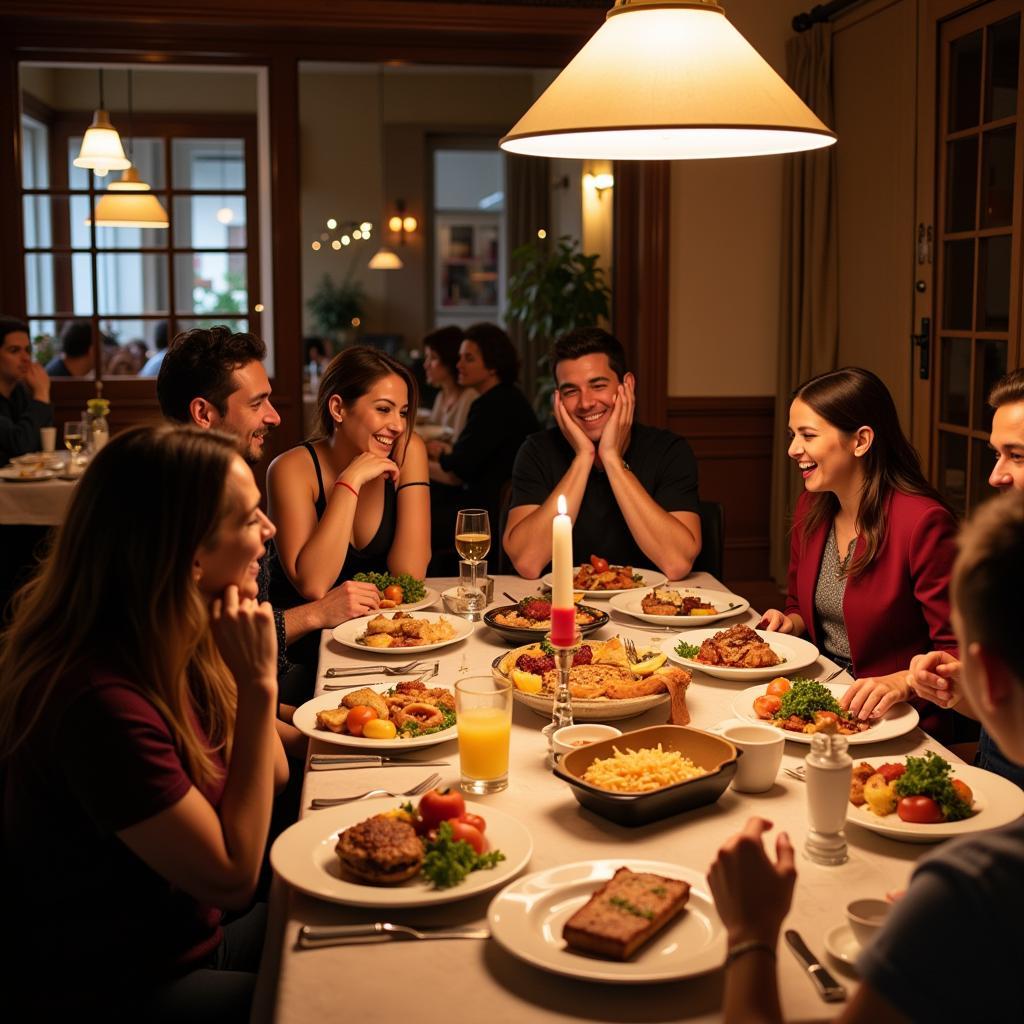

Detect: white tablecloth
[0,478,77,525]
[257,574,953,1023]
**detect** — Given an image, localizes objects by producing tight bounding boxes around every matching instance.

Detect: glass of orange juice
[455,675,512,794]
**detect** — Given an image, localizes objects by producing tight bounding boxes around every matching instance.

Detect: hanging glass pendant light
[86,71,168,230]
[74,70,131,175]
[500,0,837,160]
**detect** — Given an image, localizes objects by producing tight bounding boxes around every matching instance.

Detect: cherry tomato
[418,788,466,828]
[897,795,944,824]
[459,812,486,834]
[589,555,609,573]
[951,778,973,806]
[766,678,791,697]
[876,763,906,784]
[383,584,405,604]
[753,694,782,719]
[345,706,378,737]
[447,819,486,855]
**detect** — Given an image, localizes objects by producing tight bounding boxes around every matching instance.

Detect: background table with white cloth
[256,573,961,1024]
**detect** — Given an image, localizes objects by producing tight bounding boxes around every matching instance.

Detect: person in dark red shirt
[0,424,287,1019]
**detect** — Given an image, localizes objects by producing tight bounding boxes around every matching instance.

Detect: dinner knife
[785,930,846,1002]
[324,665,386,678]
[297,923,490,948]
[309,754,451,770]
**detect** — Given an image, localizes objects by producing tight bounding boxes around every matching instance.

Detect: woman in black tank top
[266,348,431,664]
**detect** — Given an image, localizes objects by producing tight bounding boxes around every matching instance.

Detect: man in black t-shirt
[503,328,701,578]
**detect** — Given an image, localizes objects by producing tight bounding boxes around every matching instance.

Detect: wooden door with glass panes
[932,1,1023,516]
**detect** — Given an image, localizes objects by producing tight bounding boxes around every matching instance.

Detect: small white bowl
[846,898,890,947]
[552,724,622,760]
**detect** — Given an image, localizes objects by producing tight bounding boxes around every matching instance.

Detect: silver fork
[323,661,439,691]
[784,765,806,782]
[324,659,425,679]
[822,666,847,682]
[624,637,640,663]
[310,772,441,809]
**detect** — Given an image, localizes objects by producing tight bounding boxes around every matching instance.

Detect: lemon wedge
[512,669,543,693]
[630,652,667,677]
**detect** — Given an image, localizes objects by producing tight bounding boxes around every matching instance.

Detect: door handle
[911,317,931,380]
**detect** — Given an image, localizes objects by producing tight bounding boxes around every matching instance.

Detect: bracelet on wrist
[725,940,776,966]
[335,479,359,499]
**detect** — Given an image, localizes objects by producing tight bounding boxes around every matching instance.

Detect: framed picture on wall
[434,212,501,317]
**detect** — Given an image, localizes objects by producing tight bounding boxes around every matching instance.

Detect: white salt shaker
[804,731,852,865]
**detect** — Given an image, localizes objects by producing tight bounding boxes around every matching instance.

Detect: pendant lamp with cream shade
[74,70,132,176]
[86,71,169,230]
[500,0,836,160]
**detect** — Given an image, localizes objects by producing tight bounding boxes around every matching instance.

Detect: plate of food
[845,752,1024,843]
[0,466,57,482]
[488,859,725,983]
[351,571,439,612]
[732,677,919,745]
[270,794,532,907]
[9,452,64,470]
[484,596,609,644]
[332,611,472,653]
[542,556,666,597]
[493,636,692,723]
[663,625,819,681]
[608,586,750,626]
[293,679,458,750]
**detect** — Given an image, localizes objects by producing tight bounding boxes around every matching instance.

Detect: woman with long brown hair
[0,425,286,1018]
[759,367,958,727]
[267,346,430,663]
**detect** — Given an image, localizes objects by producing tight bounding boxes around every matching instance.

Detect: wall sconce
[311,218,373,252]
[583,172,615,195]
[387,200,418,244]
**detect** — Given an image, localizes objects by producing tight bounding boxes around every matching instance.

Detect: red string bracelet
[334,480,359,499]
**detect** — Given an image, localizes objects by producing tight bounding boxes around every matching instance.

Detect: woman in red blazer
[759,367,958,728]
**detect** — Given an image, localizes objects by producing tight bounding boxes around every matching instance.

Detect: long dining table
[255,572,962,1023]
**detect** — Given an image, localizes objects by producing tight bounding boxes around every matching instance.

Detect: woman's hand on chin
[210,584,278,693]
[756,609,795,634]
[340,451,400,491]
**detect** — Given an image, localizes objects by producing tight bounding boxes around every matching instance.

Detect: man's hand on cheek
[554,391,596,458]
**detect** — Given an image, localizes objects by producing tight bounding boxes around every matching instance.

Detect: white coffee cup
[39,426,56,453]
[717,720,785,793]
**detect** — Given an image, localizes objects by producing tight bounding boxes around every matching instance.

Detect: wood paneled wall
[667,395,774,581]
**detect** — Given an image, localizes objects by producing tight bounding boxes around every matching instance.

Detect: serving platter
[0,466,57,482]
[270,797,532,907]
[483,603,609,644]
[488,859,726,983]
[730,681,920,746]
[662,628,820,681]
[541,567,667,599]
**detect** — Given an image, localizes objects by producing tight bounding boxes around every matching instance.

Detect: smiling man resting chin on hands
[503,328,702,581]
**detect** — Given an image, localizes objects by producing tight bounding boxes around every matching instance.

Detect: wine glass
[455,508,490,609]
[63,420,85,468]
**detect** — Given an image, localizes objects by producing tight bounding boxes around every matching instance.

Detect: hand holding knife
[785,929,846,1002]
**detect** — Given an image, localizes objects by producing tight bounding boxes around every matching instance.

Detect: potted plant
[504,235,611,415]
[307,273,367,344]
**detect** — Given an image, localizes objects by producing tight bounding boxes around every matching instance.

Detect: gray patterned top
[814,527,857,662]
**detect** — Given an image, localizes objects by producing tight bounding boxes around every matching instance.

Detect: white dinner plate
[0,466,57,482]
[9,452,64,469]
[730,680,920,746]
[662,628,820,681]
[270,797,532,907]
[845,762,1024,843]
[542,567,667,599]
[608,587,750,626]
[487,859,726,984]
[391,587,440,613]
[293,686,458,751]
[331,611,473,654]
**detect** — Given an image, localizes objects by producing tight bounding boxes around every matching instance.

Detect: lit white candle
[551,494,575,646]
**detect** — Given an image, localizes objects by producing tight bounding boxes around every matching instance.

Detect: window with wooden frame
[20,99,260,379]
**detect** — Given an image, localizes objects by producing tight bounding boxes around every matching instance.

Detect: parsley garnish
[777,679,842,719]
[893,752,974,821]
[420,820,506,889]
[609,896,654,920]
[674,640,700,659]
[352,572,426,604]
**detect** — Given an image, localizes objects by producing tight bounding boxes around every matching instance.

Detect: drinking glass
[455,675,512,794]
[63,420,85,467]
[454,508,490,608]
